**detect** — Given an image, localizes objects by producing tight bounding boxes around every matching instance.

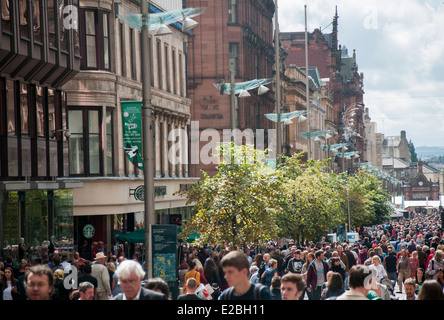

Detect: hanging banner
[121,101,144,171]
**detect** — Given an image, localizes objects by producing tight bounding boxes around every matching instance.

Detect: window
[59,0,69,52]
[179,52,184,97]
[130,28,136,80]
[157,39,163,89]
[68,108,103,176]
[102,12,110,69]
[172,48,177,95]
[120,23,126,77]
[85,10,96,67]
[105,109,114,175]
[0,79,66,179]
[228,0,238,24]
[80,8,111,70]
[48,0,56,48]
[165,44,170,92]
[32,0,42,43]
[19,0,29,39]
[1,0,12,34]
[229,43,239,77]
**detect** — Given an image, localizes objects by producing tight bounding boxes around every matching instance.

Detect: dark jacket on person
[306,260,329,290]
[111,287,167,300]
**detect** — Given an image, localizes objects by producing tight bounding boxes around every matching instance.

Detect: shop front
[0,187,77,264]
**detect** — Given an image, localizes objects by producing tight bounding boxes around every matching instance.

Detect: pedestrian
[436,268,444,288]
[384,247,398,288]
[286,249,305,274]
[91,252,112,300]
[145,277,171,299]
[270,276,282,300]
[111,259,167,300]
[301,252,314,300]
[16,264,31,300]
[414,267,425,295]
[1,267,18,300]
[107,262,116,293]
[425,249,444,280]
[328,256,346,282]
[24,264,54,300]
[336,265,371,300]
[417,279,444,300]
[397,249,411,293]
[204,258,222,289]
[322,272,345,300]
[52,268,71,300]
[258,253,271,279]
[183,259,201,294]
[367,265,390,300]
[218,250,271,300]
[78,281,95,300]
[260,258,278,288]
[369,255,387,283]
[280,272,305,300]
[249,265,260,284]
[416,245,427,270]
[401,278,417,300]
[177,278,202,300]
[78,261,98,295]
[409,250,420,279]
[306,250,329,300]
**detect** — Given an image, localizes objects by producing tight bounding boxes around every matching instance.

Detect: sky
[278,0,444,148]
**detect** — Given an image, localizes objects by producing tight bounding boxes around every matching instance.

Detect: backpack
[220,283,266,300]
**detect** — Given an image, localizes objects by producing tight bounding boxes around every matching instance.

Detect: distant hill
[416,146,444,160]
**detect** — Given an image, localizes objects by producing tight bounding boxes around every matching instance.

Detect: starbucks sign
[83,224,95,239]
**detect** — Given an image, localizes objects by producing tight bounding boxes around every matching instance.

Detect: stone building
[186,0,276,177]
[60,0,198,257]
[280,8,366,167]
[0,0,82,263]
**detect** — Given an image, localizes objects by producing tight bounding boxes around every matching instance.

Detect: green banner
[122,101,144,171]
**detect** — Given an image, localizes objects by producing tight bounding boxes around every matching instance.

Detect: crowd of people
[1,211,444,301]
[176,211,444,300]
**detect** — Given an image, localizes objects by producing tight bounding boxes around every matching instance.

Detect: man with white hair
[111,260,167,300]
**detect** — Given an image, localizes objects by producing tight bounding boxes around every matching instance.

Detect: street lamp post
[275,0,282,160]
[140,0,155,280]
[121,4,204,278]
[305,5,311,160]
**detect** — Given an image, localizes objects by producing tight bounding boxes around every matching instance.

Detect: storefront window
[0,191,19,261]
[0,189,73,264]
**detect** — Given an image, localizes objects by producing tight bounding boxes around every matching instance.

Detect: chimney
[400,130,406,140]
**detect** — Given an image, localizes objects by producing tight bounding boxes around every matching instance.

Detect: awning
[114,229,146,243]
[114,228,200,243]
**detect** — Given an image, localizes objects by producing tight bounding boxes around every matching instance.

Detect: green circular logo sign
[134,185,145,201]
[83,224,95,239]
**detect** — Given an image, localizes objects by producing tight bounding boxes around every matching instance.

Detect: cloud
[278,0,444,147]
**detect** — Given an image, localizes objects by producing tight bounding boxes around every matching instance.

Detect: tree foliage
[179,144,392,247]
[179,143,285,250]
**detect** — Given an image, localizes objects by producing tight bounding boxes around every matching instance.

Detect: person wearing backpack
[218,251,271,300]
[260,259,278,288]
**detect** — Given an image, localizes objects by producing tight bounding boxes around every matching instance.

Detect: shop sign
[83,224,95,239]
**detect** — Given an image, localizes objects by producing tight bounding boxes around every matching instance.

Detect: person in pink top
[410,251,420,278]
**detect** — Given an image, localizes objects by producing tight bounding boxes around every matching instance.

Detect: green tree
[343,170,391,228]
[409,139,419,163]
[276,155,344,242]
[178,143,285,250]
